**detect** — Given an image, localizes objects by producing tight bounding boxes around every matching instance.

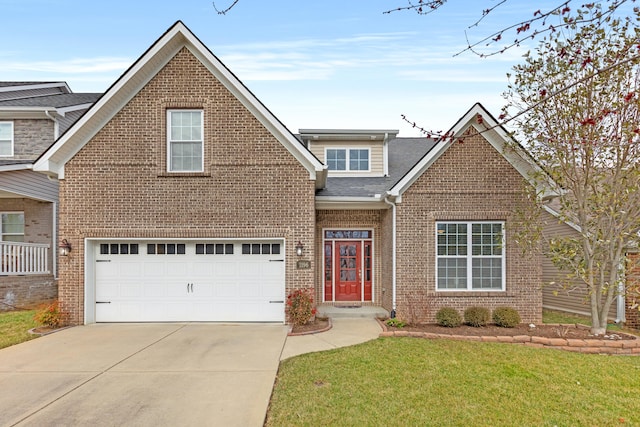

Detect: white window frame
[0,121,14,157]
[167,110,204,172]
[0,212,25,242]
[435,221,505,291]
[325,147,371,172]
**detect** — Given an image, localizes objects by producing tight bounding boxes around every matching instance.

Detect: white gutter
[0,164,32,172]
[384,194,397,317]
[44,110,60,139]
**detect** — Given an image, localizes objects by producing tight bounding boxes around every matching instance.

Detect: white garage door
[94,241,285,322]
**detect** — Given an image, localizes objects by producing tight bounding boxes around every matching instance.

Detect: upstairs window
[326,148,370,171]
[0,122,14,157]
[167,110,203,172]
[1,213,24,242]
[436,222,505,291]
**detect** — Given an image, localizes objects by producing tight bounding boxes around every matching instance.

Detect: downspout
[44,110,59,279]
[384,194,397,318]
[44,110,59,139]
[52,202,57,280]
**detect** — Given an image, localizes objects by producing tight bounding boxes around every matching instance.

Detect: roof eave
[315,195,387,210]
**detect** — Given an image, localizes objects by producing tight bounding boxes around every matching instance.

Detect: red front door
[335,241,361,301]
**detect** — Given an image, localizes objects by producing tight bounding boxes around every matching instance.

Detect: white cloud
[3,57,131,74]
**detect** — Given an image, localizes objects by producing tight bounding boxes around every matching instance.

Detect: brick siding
[625,253,639,330]
[393,128,542,324]
[58,47,316,324]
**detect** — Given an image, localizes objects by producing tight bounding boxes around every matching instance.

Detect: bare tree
[502,8,640,334]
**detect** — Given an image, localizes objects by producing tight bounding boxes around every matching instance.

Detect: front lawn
[542,309,629,333]
[0,310,38,349]
[267,338,640,426]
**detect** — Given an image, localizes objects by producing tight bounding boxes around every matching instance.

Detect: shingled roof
[316,137,438,197]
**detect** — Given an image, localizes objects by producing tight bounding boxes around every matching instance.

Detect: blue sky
[2,0,562,136]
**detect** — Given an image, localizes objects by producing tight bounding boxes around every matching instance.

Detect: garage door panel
[212,261,238,277]
[94,241,285,322]
[214,283,239,298]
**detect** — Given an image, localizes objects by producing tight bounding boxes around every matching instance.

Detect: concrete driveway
[0,323,288,427]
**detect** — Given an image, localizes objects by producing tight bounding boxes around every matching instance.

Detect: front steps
[317,304,389,319]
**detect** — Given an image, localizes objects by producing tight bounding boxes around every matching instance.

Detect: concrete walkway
[281,317,382,360]
[0,318,382,427]
[0,323,287,427]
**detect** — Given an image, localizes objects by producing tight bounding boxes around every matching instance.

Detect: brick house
[0,82,100,310]
[35,21,547,325]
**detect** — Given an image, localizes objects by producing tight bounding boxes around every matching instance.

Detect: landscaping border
[288,318,332,336]
[377,320,640,355]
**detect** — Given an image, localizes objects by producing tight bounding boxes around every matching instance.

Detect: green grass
[267,338,640,426]
[0,310,38,349]
[542,308,627,332]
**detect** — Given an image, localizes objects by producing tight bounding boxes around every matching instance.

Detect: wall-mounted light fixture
[59,239,72,256]
[295,241,304,257]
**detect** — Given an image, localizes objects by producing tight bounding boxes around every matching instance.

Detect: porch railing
[0,241,50,275]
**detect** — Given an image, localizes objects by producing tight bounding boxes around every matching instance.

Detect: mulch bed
[290,317,331,335]
[383,322,637,340]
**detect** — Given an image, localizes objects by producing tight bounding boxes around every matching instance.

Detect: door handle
[190,283,194,293]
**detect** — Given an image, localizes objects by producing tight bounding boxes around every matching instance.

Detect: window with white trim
[167,110,203,172]
[326,148,369,171]
[1,213,24,242]
[436,222,505,291]
[0,122,14,157]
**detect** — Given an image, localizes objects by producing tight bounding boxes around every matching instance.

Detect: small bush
[464,306,490,327]
[34,300,62,328]
[435,307,462,327]
[385,318,406,328]
[286,289,316,326]
[493,307,521,328]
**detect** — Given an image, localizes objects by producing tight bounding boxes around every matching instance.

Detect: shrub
[464,306,490,327]
[286,289,316,326]
[493,307,521,328]
[435,307,462,327]
[385,318,406,328]
[34,300,62,328]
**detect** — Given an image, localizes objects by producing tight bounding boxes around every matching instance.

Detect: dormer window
[0,122,14,157]
[326,148,370,172]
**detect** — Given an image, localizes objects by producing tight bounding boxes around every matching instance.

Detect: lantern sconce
[295,241,304,257]
[59,239,72,256]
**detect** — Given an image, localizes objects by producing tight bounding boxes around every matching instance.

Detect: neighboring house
[34,21,546,325]
[0,82,101,311]
[541,205,637,326]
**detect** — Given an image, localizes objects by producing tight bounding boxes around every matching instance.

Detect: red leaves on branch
[581,57,592,68]
[539,88,547,98]
[624,92,635,102]
[561,6,571,14]
[517,23,531,34]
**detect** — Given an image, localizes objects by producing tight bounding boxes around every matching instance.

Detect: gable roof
[388,103,556,201]
[34,21,326,187]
